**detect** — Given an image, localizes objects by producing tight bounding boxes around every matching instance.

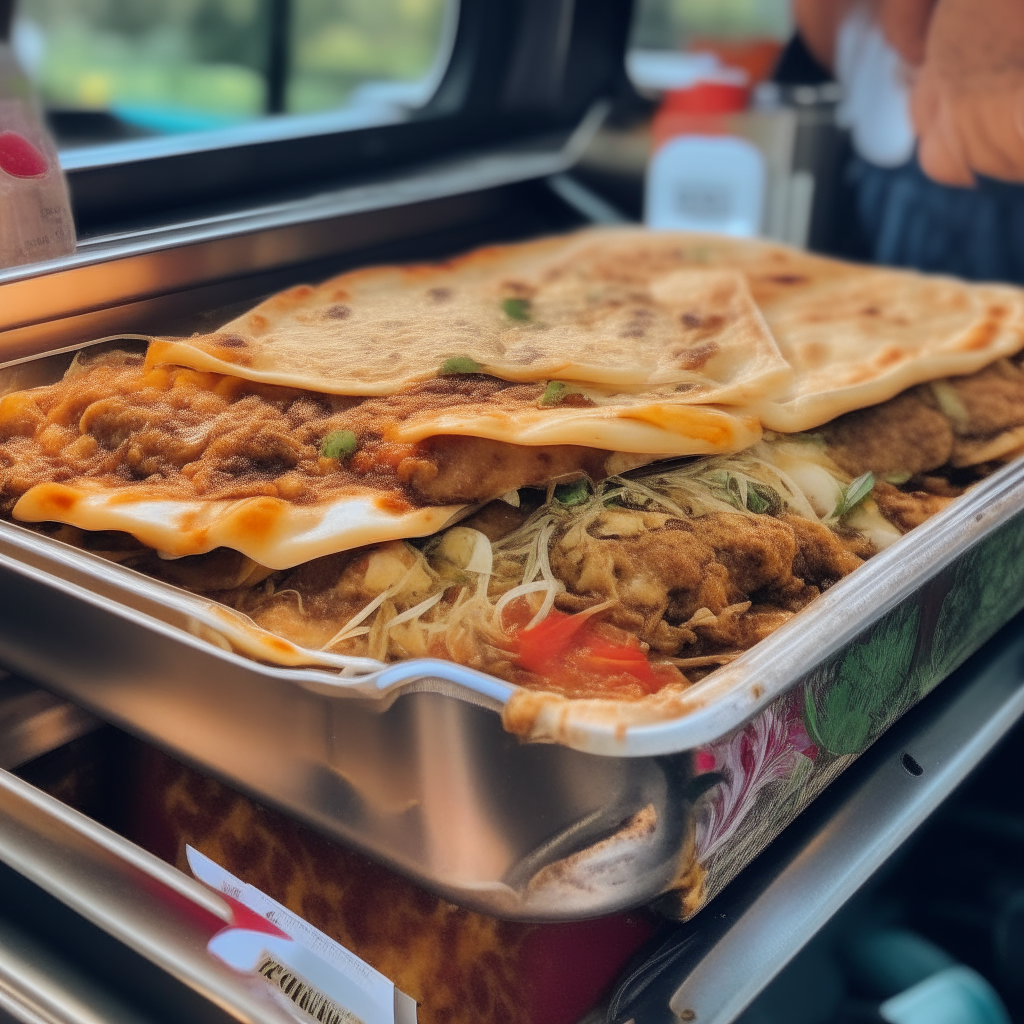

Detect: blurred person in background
[793,0,1024,283]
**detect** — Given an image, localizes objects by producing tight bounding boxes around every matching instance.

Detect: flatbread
[12,483,466,570]
[146,242,792,404]
[563,230,1024,433]
[0,351,760,567]
[148,229,1024,438]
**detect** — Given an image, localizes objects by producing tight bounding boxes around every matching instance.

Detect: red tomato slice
[510,609,669,696]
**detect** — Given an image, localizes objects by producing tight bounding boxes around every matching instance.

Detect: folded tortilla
[147,229,1024,440]
[146,240,793,404]
[566,230,1024,433]
[12,483,468,570]
[0,352,759,567]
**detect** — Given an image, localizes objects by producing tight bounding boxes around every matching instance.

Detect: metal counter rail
[607,613,1024,1024]
[0,673,99,772]
[0,613,1019,1024]
[0,764,300,1024]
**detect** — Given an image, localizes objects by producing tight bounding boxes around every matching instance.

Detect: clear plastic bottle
[0,42,75,269]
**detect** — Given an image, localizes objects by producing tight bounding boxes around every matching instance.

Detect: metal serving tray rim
[2,447,1021,758]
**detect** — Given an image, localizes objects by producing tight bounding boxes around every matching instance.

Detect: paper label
[188,846,416,1024]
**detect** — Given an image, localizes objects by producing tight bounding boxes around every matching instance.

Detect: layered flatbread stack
[3,228,1024,722]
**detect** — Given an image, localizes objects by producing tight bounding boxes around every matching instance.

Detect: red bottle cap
[662,79,749,115]
[0,131,49,179]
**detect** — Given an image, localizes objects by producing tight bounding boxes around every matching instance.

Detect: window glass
[13,0,452,144]
[630,0,791,53]
[288,0,449,115]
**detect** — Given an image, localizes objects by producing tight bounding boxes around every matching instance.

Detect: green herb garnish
[502,297,531,321]
[884,471,912,485]
[833,471,875,519]
[745,481,783,515]
[930,380,969,428]
[321,429,359,461]
[706,471,782,515]
[554,479,590,506]
[539,381,567,407]
[439,355,482,375]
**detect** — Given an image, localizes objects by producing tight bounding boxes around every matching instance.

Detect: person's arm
[911,0,1024,185]
[877,0,936,66]
[792,0,934,71]
[791,0,852,70]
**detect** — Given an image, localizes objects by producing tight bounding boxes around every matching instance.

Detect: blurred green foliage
[289,0,446,113]
[631,0,791,50]
[18,0,447,130]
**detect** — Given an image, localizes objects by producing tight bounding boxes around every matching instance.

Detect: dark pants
[849,155,1024,284]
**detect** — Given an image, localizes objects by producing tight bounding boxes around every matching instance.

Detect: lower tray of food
[4,614,1021,1024]
[2,228,1024,923]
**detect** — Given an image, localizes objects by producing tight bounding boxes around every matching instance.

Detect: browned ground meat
[549,508,862,657]
[940,358,1024,465]
[944,358,1024,437]
[16,353,1024,700]
[459,499,531,540]
[403,435,609,504]
[820,391,953,478]
[872,480,957,531]
[0,353,611,513]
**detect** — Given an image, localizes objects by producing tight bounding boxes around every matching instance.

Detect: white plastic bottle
[0,42,75,269]
[644,68,767,236]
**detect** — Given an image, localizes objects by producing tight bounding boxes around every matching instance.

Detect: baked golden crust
[150,228,1024,438]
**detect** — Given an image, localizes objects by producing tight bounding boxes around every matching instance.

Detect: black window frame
[6,0,635,233]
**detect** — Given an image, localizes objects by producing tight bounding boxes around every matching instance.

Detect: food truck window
[629,0,791,53]
[4,0,631,232]
[12,0,455,144]
[627,0,792,93]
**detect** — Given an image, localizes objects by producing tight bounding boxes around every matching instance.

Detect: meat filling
[550,509,862,657]
[820,391,953,479]
[0,352,611,513]
[9,351,1024,702]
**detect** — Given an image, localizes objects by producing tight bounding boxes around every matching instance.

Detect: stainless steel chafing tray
[0,617,1020,1024]
[1,162,1024,922]
[1,330,1023,923]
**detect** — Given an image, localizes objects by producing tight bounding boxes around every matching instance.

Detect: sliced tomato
[508,608,673,696]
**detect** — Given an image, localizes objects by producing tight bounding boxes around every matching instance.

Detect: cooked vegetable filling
[6,349,1024,702]
[0,350,619,513]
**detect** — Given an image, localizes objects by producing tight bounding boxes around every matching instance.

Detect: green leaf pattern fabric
[926,513,1024,693]
[804,603,920,757]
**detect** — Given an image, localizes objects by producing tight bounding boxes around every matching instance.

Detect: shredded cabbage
[311,436,865,664]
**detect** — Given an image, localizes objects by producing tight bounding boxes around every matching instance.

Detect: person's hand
[877,0,936,66]
[910,0,1024,186]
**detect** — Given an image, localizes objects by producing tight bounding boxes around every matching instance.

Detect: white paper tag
[187,846,417,1024]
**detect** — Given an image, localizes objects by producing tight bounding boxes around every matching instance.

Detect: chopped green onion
[705,470,742,510]
[439,355,481,375]
[539,381,567,407]
[833,471,875,519]
[884,471,912,485]
[554,479,590,506]
[745,482,782,515]
[705,470,782,515]
[321,429,359,461]
[930,380,969,428]
[502,297,531,321]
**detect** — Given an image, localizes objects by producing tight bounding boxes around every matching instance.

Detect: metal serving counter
[0,615,1019,1024]
[0,101,1022,1019]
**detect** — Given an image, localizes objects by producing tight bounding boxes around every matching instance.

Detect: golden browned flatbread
[146,235,792,405]
[147,229,1024,442]
[3,352,690,568]
[543,230,1024,432]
